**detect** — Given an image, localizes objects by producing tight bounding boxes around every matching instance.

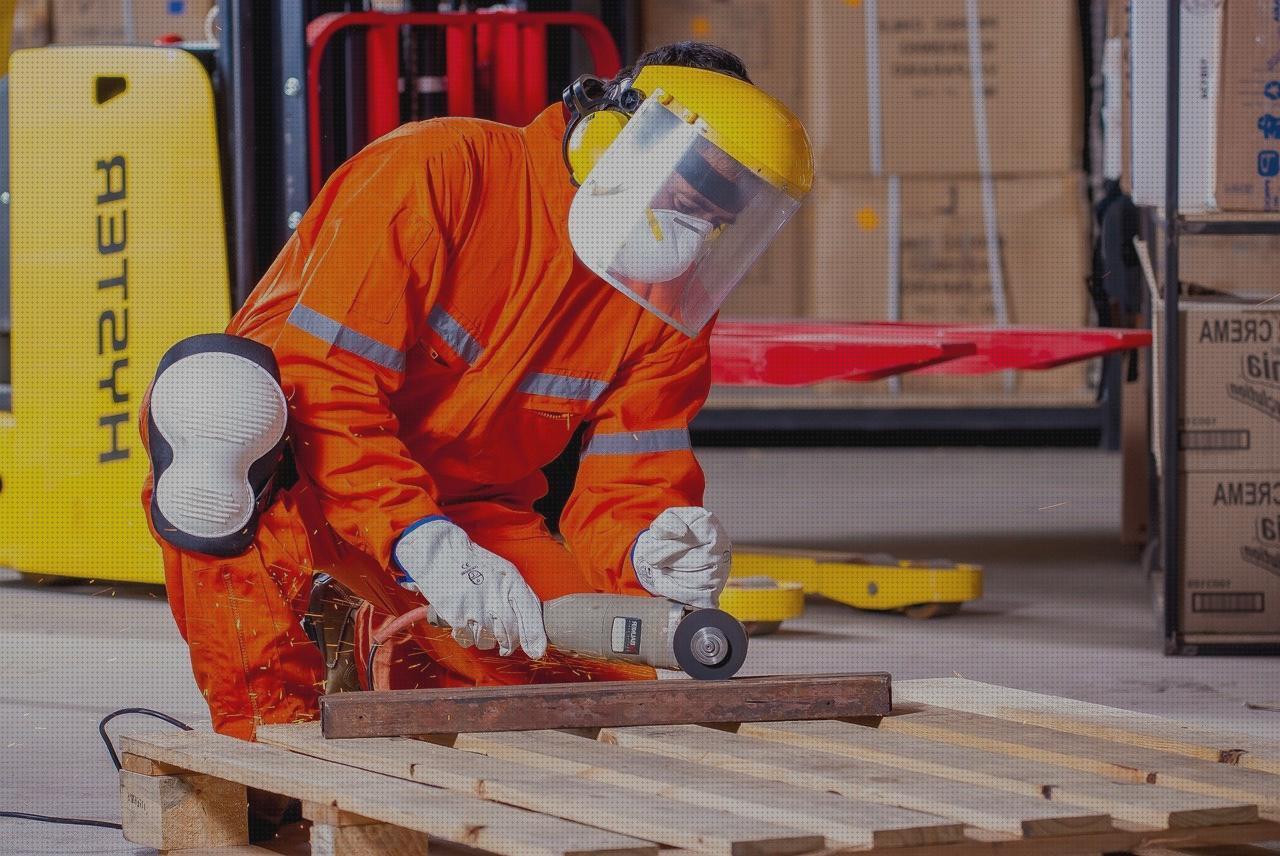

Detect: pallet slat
[320,674,891,738]
[259,724,826,856]
[601,724,1117,838]
[872,706,1280,813]
[898,678,1280,777]
[120,731,655,856]
[720,721,1260,830]
[452,728,967,849]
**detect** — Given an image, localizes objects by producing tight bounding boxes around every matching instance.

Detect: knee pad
[147,334,288,556]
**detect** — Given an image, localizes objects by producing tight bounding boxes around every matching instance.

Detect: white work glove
[632,507,732,609]
[392,518,548,659]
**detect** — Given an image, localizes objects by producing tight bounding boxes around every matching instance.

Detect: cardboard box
[1129,0,1223,211]
[12,0,52,50]
[1152,298,1280,473]
[1180,470,1280,637]
[1174,231,1280,298]
[806,0,1083,177]
[640,0,805,102]
[52,0,213,45]
[1216,0,1280,211]
[807,172,1091,394]
[722,211,809,318]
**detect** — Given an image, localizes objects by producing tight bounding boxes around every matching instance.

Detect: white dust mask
[610,208,714,283]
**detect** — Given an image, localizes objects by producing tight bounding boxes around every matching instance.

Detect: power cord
[0,812,121,831]
[0,708,193,833]
[98,708,194,771]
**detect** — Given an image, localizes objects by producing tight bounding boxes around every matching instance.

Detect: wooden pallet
[119,678,1280,856]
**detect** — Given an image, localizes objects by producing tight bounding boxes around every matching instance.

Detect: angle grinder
[400,594,748,680]
[541,593,748,679]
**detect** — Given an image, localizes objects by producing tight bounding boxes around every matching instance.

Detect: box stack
[1120,0,1280,312]
[642,0,1093,401]
[1130,0,1280,212]
[1121,0,1280,641]
[804,0,1090,398]
[1152,295,1280,642]
[50,0,215,45]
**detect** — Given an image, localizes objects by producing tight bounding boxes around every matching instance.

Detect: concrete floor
[2,447,1278,854]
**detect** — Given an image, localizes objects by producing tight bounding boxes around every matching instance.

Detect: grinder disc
[672,608,748,680]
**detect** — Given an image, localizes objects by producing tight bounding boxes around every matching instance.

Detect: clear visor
[568,94,801,336]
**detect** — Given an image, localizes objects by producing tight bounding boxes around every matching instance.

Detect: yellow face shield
[568,92,802,336]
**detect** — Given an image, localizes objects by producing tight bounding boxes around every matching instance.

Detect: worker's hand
[632,507,731,609]
[392,519,548,659]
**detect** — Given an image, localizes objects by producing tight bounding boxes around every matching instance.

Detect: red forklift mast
[215,1,630,311]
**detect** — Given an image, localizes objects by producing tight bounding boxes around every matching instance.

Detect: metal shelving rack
[1155,1,1280,655]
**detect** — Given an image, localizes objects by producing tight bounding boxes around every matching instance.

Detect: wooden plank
[121,753,184,777]
[811,822,1280,856]
[120,768,249,851]
[319,674,891,737]
[1134,847,1280,856]
[301,800,379,828]
[600,724,1117,838]
[623,722,1255,831]
[260,723,826,856]
[897,678,1280,776]
[121,730,656,856]
[868,706,1280,813]
[310,822,429,856]
[452,728,968,848]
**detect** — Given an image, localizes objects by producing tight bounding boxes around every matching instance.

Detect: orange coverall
[142,105,713,740]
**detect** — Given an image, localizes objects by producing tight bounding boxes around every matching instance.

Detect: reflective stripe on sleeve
[518,372,608,402]
[427,305,484,365]
[287,304,406,372]
[581,427,691,457]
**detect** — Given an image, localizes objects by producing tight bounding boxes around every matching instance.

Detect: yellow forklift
[0,2,632,585]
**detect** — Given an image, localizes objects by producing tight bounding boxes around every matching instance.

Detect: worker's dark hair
[611,41,752,87]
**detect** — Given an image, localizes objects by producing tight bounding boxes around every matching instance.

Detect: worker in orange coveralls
[140,42,813,751]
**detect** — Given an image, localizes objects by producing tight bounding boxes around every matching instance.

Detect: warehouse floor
[3,447,1278,854]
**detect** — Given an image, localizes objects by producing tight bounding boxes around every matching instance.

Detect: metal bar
[276,0,309,259]
[1162,0,1183,653]
[491,17,521,124]
[1099,356,1123,452]
[519,22,548,124]
[320,674,893,738]
[218,0,257,309]
[691,406,1110,434]
[1175,217,1280,235]
[365,22,401,140]
[445,20,475,118]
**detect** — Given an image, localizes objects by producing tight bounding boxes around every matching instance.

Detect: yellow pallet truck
[719,577,806,636]
[724,548,983,631]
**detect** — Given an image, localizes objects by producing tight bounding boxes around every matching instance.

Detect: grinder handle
[542,594,685,670]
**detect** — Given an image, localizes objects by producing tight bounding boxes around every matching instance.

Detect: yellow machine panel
[0,47,230,582]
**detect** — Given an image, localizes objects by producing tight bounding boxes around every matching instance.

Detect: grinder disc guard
[672,608,748,679]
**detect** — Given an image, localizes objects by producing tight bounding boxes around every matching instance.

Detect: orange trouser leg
[148,482,326,741]
[355,501,656,689]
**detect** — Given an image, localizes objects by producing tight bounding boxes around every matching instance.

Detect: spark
[1038,501,1069,511]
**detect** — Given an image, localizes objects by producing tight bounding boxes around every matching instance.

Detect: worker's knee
[146,333,288,557]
